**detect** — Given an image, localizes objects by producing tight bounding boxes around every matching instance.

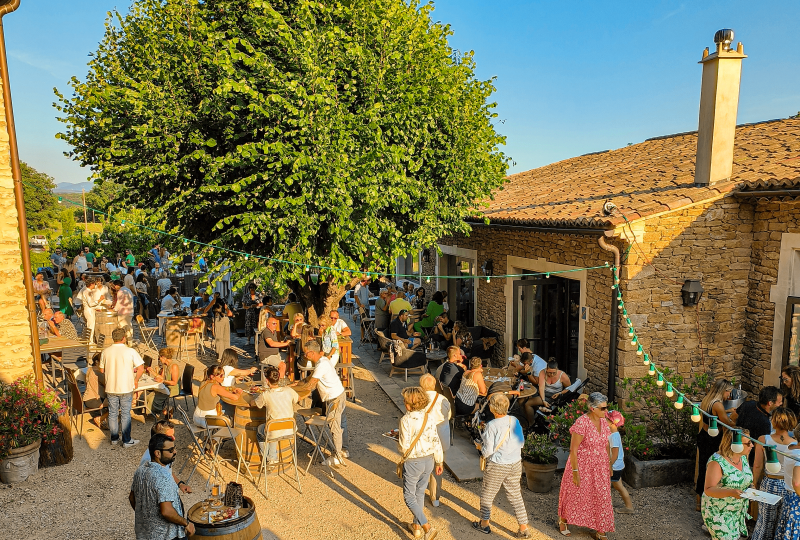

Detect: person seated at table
[538,358,571,412]
[329,309,351,337]
[39,308,59,337]
[374,288,391,331]
[289,313,306,341]
[33,272,52,311]
[390,309,421,350]
[219,348,257,386]
[146,347,183,419]
[389,290,413,319]
[259,317,291,379]
[257,295,276,332]
[255,366,300,468]
[53,310,79,341]
[454,357,488,416]
[452,321,473,356]
[411,287,426,310]
[514,352,548,426]
[98,256,110,274]
[430,312,454,346]
[193,364,244,428]
[439,346,466,396]
[138,420,192,493]
[150,262,161,277]
[84,352,109,429]
[160,287,180,312]
[156,271,173,298]
[413,291,444,334]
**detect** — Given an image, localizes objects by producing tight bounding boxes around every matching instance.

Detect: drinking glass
[210,482,222,508]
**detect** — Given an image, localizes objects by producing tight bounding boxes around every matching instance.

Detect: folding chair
[175,405,211,483]
[343,290,355,316]
[296,407,322,445]
[204,415,255,485]
[136,314,159,350]
[304,399,346,475]
[171,364,196,411]
[65,370,104,440]
[257,418,302,498]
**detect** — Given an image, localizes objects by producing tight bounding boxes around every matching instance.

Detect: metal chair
[171,364,196,411]
[65,369,104,440]
[175,321,191,363]
[343,290,356,316]
[204,415,255,485]
[304,398,345,475]
[136,314,159,350]
[175,405,210,482]
[257,418,302,498]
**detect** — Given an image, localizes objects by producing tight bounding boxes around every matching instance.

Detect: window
[783,297,800,368]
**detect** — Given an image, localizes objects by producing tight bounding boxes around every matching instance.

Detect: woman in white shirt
[754,407,796,539]
[218,348,256,387]
[420,374,450,508]
[398,386,443,540]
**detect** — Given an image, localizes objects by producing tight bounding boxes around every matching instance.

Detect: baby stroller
[465,378,524,446]
[530,378,591,435]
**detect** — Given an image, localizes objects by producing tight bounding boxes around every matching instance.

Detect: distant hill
[54,181,94,193]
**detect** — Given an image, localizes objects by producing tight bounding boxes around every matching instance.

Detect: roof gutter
[0,0,44,388]
[733,189,800,198]
[467,220,612,236]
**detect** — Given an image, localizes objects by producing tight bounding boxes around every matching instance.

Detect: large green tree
[21,162,59,231]
[55,0,508,323]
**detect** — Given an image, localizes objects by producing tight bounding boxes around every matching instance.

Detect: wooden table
[158,314,204,361]
[221,383,312,471]
[40,337,87,387]
[337,336,355,400]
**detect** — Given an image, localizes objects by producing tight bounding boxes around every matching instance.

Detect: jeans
[256,424,278,461]
[403,456,434,526]
[107,392,133,443]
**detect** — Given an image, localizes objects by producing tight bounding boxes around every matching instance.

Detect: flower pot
[622,450,693,488]
[1,439,41,484]
[522,460,558,493]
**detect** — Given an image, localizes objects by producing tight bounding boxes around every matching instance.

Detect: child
[607,410,634,513]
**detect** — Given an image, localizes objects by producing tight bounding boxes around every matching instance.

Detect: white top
[311,356,345,402]
[354,283,370,307]
[222,365,236,387]
[74,256,88,274]
[398,408,444,464]
[762,433,791,477]
[332,318,349,335]
[531,354,547,377]
[160,295,178,312]
[254,386,299,439]
[424,390,451,426]
[784,448,800,492]
[609,431,625,471]
[114,287,135,318]
[100,343,144,394]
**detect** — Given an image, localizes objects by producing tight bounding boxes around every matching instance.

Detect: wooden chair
[257,418,302,498]
[65,370,104,440]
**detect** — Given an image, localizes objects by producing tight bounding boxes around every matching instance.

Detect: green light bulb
[656,373,664,387]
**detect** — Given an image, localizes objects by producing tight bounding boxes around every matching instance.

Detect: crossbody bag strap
[401,398,438,461]
[489,423,513,460]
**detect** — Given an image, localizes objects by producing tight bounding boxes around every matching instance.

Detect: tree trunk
[288,274,361,328]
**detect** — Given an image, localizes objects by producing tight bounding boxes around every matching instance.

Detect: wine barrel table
[221,385,311,471]
[188,496,261,540]
[95,309,118,348]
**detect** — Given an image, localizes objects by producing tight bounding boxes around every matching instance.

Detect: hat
[379,288,388,294]
[398,309,409,316]
[606,410,625,427]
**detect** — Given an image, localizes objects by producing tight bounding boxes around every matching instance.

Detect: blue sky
[5,0,800,184]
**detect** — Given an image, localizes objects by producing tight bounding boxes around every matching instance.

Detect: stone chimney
[694,29,747,187]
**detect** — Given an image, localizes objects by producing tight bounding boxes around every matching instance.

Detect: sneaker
[424,527,438,540]
[323,457,341,467]
[341,449,350,459]
[432,499,440,507]
[516,529,532,539]
[123,439,140,448]
[472,522,491,535]
[408,523,422,538]
[110,439,119,446]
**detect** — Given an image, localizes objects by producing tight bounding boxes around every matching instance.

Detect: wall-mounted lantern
[422,248,431,264]
[481,259,494,278]
[681,279,704,307]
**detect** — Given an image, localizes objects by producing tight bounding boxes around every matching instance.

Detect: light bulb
[648,363,656,375]
[731,431,744,453]
[766,447,782,474]
[643,354,650,366]
[611,283,617,290]
[545,273,550,278]
[244,254,249,260]
[708,417,719,437]
[486,277,490,283]
[305,265,310,272]
[121,220,126,228]
[691,406,701,422]
[628,329,634,337]
[618,302,624,309]
[631,336,637,345]
[674,395,684,409]
[665,382,674,398]
[656,373,664,387]
[617,294,622,301]
[58,196,63,204]
[426,276,430,283]
[636,345,643,356]
[183,239,188,246]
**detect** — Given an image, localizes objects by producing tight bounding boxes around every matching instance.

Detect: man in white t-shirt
[100,328,144,447]
[255,366,299,465]
[296,340,348,466]
[329,310,351,337]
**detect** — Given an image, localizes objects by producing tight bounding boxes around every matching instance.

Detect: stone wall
[0,76,34,383]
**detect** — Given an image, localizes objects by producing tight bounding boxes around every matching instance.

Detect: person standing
[112,279,135,339]
[557,392,615,539]
[398,386,443,540]
[472,393,531,538]
[100,327,144,447]
[84,246,95,268]
[242,284,261,345]
[56,268,73,317]
[701,428,754,540]
[782,365,800,418]
[129,433,195,539]
[696,380,737,510]
[374,288,391,331]
[736,386,783,466]
[420,374,451,507]
[776,437,800,539]
[354,278,371,340]
[607,410,634,514]
[77,277,100,343]
[212,301,234,358]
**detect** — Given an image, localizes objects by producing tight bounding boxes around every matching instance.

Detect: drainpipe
[0,0,44,388]
[598,232,621,402]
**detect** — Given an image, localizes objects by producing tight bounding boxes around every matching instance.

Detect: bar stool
[175,321,190,363]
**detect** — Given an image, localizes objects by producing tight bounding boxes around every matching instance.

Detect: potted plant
[545,398,589,468]
[0,375,66,484]
[521,433,558,492]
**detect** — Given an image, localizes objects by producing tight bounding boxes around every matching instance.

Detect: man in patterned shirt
[53,311,79,341]
[129,433,195,539]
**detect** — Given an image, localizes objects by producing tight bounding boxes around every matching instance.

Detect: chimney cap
[714,29,735,51]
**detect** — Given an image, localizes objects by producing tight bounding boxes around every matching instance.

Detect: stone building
[430,32,800,397]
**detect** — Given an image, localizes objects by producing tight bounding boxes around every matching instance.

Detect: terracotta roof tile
[481,118,800,228]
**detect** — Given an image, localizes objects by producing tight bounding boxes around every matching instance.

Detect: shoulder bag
[396,398,438,479]
[480,421,513,471]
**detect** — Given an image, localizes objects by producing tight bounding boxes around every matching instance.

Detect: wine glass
[210,481,223,509]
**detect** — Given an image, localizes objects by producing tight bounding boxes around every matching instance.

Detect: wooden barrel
[233,404,266,471]
[188,496,262,540]
[95,309,118,348]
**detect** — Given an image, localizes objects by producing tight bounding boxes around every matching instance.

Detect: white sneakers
[323,457,341,467]
[123,439,140,448]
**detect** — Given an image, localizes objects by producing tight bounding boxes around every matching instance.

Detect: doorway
[441,254,475,326]
[512,275,580,379]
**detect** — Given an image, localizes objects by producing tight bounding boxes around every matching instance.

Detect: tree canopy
[22,162,59,231]
[55,0,509,319]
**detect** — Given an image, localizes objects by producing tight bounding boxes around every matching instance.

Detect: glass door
[783,297,800,368]
[454,258,475,326]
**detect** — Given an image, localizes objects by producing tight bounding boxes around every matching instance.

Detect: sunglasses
[595,406,609,411]
[160,446,176,454]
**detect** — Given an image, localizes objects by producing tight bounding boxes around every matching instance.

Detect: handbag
[396,398,438,479]
[480,423,513,471]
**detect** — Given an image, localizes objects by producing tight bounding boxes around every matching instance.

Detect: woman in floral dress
[242,284,261,345]
[702,428,753,540]
[557,392,614,539]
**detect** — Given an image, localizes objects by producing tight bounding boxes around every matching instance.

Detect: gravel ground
[0,317,708,539]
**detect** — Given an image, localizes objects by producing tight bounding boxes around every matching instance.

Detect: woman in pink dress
[557,392,614,539]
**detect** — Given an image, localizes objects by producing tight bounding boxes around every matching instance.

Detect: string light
[665,382,674,398]
[691,406,701,422]
[183,238,188,246]
[708,417,719,437]
[674,395,684,409]
[636,345,643,356]
[643,353,650,366]
[244,254,249,260]
[426,276,430,283]
[486,277,490,283]
[120,220,126,228]
[766,447,782,474]
[631,335,637,345]
[57,196,63,204]
[656,373,664,387]
[731,431,744,453]
[648,362,655,375]
[628,328,635,337]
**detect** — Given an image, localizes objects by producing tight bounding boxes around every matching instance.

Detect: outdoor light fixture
[708,417,719,437]
[681,279,704,307]
[731,431,744,453]
[481,259,494,278]
[422,249,431,264]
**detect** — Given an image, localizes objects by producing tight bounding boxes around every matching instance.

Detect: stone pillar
[0,74,33,383]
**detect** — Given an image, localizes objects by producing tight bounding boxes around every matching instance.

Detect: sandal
[593,533,608,540]
[558,517,571,537]
[472,521,491,535]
